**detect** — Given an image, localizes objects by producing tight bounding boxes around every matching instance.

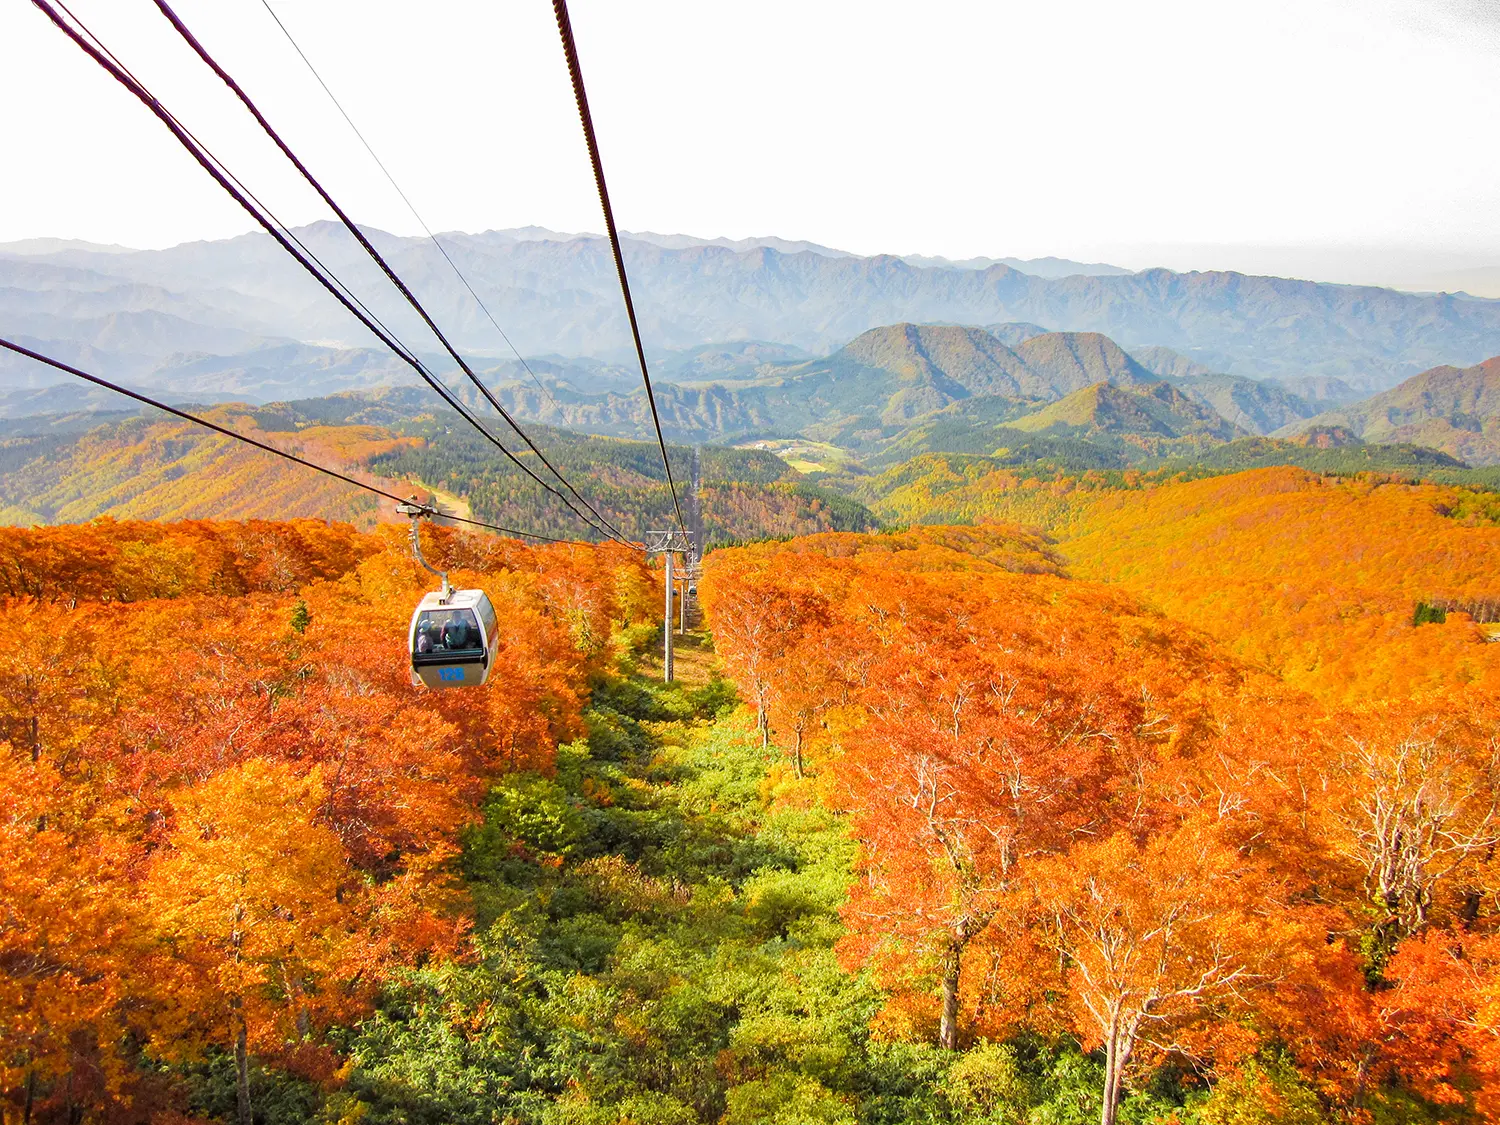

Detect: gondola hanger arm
[398,499,452,602]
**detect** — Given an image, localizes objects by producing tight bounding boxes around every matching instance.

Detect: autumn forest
[0,461,1497,1125]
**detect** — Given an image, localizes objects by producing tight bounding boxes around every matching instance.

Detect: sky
[4,0,1500,290]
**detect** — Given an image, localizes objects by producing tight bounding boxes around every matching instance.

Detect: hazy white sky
[4,0,1500,284]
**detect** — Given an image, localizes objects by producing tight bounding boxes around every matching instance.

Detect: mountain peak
[985,322,1051,347]
[1291,425,1361,449]
[0,237,139,256]
[1013,332,1159,394]
[621,231,854,257]
[838,324,1016,379]
[1009,380,1242,440]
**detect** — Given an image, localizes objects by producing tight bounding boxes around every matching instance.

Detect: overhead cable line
[149,0,629,546]
[40,0,610,540]
[34,0,626,546]
[551,0,688,538]
[254,0,564,416]
[0,337,574,544]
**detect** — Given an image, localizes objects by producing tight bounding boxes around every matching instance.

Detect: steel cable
[150,0,629,545]
[35,0,626,544]
[254,0,565,417]
[551,0,688,538]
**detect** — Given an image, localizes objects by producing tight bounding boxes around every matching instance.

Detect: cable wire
[150,0,629,545]
[41,0,589,531]
[34,0,625,545]
[47,3,453,424]
[0,337,575,544]
[255,0,564,417]
[551,0,688,538]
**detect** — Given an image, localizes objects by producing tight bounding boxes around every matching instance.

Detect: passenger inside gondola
[413,607,483,654]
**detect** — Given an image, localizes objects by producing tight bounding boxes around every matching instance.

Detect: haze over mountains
[5,224,1500,411]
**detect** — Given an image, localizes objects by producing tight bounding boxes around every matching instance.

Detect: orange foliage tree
[1029,820,1318,1125]
[829,568,1159,1050]
[1323,703,1500,948]
[144,761,356,1125]
[1381,928,1500,1115]
[0,755,134,1124]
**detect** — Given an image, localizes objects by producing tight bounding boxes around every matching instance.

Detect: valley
[0,394,877,544]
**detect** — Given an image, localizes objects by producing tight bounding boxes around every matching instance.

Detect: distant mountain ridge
[0,228,1133,279]
[985,322,1052,346]
[465,230,1138,277]
[904,254,1134,278]
[619,231,856,258]
[6,223,1500,403]
[1129,345,1218,381]
[0,316,1332,454]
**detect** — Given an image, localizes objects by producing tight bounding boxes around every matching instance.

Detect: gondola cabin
[408,588,499,689]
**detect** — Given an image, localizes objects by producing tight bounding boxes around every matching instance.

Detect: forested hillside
[1062,468,1500,697]
[1006,380,1241,441]
[0,397,877,544]
[703,517,1500,1122]
[1285,355,1500,465]
[852,462,1500,701]
[0,408,404,526]
[851,439,1494,528]
[368,424,876,545]
[6,471,1500,1123]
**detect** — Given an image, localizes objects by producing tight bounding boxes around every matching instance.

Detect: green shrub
[946,1041,1029,1124]
[723,1074,855,1125]
[463,773,586,883]
[1413,601,1448,626]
